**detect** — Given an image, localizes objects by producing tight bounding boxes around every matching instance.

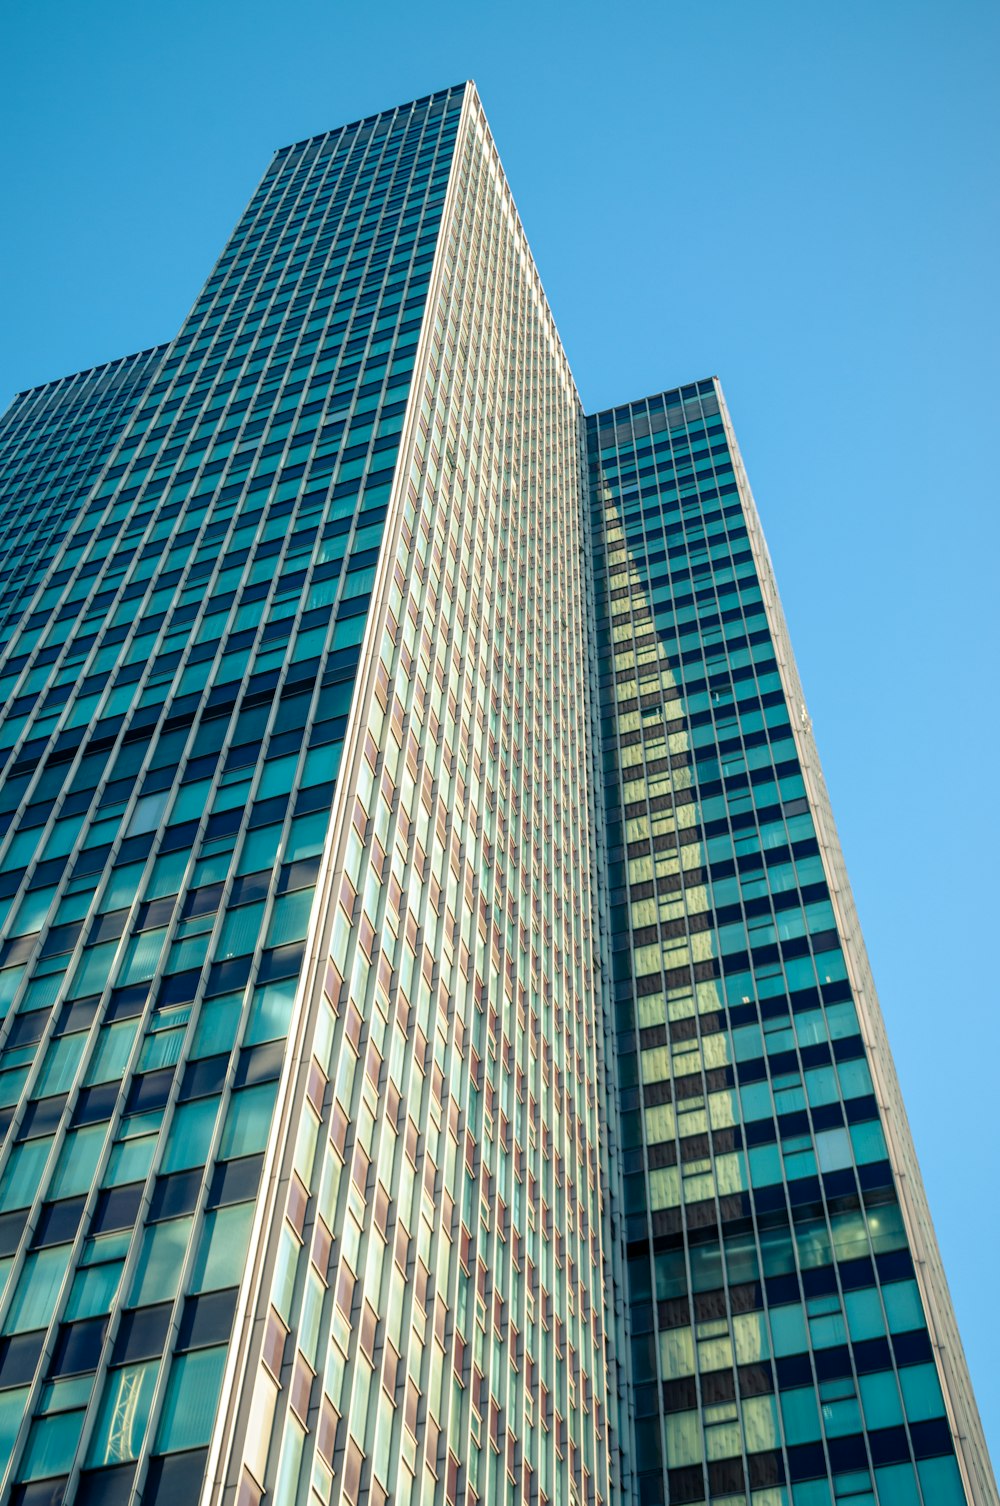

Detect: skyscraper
[586,391,996,1506]
[0,78,992,1506]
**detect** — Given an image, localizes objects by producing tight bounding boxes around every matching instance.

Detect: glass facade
[0,82,994,1506]
[587,386,996,1506]
[0,348,168,649]
[0,86,467,1506]
[203,88,610,1506]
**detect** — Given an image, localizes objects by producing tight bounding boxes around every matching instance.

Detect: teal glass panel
[0,1388,30,1470]
[792,1485,833,1506]
[105,1133,158,1187]
[161,1098,219,1172]
[190,1203,254,1293]
[217,903,266,959]
[265,888,314,947]
[86,1022,139,1083]
[244,979,297,1045]
[844,1288,885,1342]
[87,1361,160,1465]
[858,1370,903,1430]
[130,1216,193,1307]
[781,1387,822,1444]
[47,1125,107,1199]
[916,1456,967,1504]
[872,1464,920,1505]
[65,1260,124,1320]
[155,1346,227,1452]
[3,1245,72,1334]
[883,1279,924,1332]
[34,1034,86,1096]
[219,1082,277,1159]
[770,1304,807,1356]
[18,1410,86,1480]
[0,1138,53,1210]
[900,1362,946,1422]
[190,992,243,1058]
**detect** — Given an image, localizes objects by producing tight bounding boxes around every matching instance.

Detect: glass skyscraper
[0,81,992,1506]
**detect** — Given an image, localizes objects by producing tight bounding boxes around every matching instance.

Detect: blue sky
[2,0,998,1466]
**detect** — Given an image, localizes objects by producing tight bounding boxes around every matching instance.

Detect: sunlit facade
[587,388,996,1506]
[0,82,993,1506]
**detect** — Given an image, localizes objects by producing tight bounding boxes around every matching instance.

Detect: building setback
[0,81,993,1506]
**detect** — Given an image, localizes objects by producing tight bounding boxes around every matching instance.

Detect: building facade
[0,82,993,1506]
[586,390,996,1506]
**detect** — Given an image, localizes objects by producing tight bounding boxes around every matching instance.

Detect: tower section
[587,382,996,1506]
[206,83,614,1506]
[0,347,167,644]
[0,86,467,1505]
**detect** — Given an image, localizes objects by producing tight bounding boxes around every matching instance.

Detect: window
[65,1259,123,1321]
[127,790,169,836]
[219,1083,277,1159]
[130,1217,193,1307]
[190,1203,254,1293]
[0,1388,30,1468]
[19,1407,86,1481]
[4,1245,72,1333]
[87,1360,160,1465]
[161,1098,219,1173]
[155,1345,227,1452]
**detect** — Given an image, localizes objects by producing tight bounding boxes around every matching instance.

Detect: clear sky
[2,0,998,1467]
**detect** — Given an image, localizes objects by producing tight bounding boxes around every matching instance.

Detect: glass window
[872,1464,920,1506]
[769,1303,807,1357]
[844,1287,885,1342]
[190,993,243,1059]
[285,811,328,861]
[783,1385,819,1445]
[69,942,118,999]
[191,1203,254,1293]
[663,1409,701,1468]
[0,1137,54,1210]
[118,930,168,987]
[266,889,313,947]
[258,756,298,799]
[86,1021,139,1084]
[916,1456,967,1504]
[35,1034,86,1096]
[104,1131,158,1188]
[237,824,282,874]
[48,1125,106,1200]
[217,901,266,960]
[272,1416,306,1505]
[146,850,189,899]
[859,1370,903,1430]
[87,1360,160,1465]
[65,1259,124,1321]
[219,1083,277,1159]
[130,1216,193,1307]
[742,1393,779,1451]
[161,1097,219,1172]
[19,1409,85,1480]
[900,1363,945,1422]
[4,1245,72,1334]
[155,1345,227,1452]
[0,1388,30,1467]
[244,979,296,1045]
[883,1279,924,1333]
[815,1127,852,1172]
[127,791,169,836]
[850,1120,888,1165]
